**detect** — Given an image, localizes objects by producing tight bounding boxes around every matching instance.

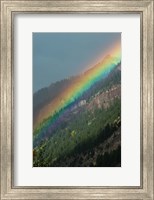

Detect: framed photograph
[33,32,121,168]
[0,0,153,199]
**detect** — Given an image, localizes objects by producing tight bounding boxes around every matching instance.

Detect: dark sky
[33,32,121,93]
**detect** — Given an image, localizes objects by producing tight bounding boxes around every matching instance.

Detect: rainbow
[33,41,121,147]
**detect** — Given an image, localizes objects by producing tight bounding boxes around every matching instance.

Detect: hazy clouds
[33,32,121,93]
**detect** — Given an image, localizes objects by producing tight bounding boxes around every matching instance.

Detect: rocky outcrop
[87,84,121,111]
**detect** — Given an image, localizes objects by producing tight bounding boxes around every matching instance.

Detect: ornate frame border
[0,1,153,199]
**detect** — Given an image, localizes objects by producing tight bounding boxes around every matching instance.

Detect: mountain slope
[33,57,121,167]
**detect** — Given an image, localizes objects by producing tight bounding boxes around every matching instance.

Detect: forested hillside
[33,62,121,167]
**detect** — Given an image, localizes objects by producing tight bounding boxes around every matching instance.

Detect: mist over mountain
[33,55,121,128]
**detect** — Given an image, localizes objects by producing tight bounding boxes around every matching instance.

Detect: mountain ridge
[33,55,121,128]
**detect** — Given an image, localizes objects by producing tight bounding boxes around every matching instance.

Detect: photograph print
[33,33,121,167]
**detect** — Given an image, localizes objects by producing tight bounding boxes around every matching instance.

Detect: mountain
[33,57,121,167]
[33,77,76,127]
[33,56,121,128]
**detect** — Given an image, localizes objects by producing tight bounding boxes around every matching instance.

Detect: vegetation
[33,64,121,167]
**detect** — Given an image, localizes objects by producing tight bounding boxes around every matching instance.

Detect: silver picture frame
[0,1,153,199]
